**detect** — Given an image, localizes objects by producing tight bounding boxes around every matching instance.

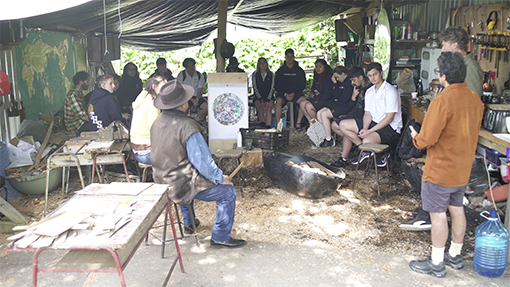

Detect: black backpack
[397,119,426,160]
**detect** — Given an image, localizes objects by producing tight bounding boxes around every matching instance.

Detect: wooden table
[8,183,184,287]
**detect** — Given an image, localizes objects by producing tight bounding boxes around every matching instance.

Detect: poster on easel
[207,73,248,151]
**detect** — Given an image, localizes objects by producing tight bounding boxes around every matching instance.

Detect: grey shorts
[421,181,466,213]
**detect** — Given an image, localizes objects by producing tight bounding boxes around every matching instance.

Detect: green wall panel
[16,31,75,119]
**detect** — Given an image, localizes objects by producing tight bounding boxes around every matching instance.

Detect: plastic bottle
[237,131,243,148]
[417,79,423,97]
[473,209,509,278]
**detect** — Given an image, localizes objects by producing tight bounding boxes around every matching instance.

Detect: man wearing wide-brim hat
[151,79,246,248]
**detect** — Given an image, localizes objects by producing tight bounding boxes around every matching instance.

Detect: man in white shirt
[338,62,403,167]
[176,58,208,122]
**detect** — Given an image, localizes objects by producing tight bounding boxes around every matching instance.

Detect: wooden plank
[56,250,117,270]
[208,72,247,83]
[13,210,66,231]
[0,196,29,224]
[32,213,91,238]
[209,139,237,153]
[27,121,54,172]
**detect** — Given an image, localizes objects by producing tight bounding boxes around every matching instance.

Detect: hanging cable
[103,0,109,56]
[117,0,122,39]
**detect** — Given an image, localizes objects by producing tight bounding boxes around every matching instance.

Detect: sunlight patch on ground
[222,275,237,282]
[337,189,360,204]
[198,256,217,265]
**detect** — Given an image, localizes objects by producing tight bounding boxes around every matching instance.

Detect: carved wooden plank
[0,196,29,224]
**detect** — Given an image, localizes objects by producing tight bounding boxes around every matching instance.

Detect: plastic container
[473,209,509,278]
[240,128,290,150]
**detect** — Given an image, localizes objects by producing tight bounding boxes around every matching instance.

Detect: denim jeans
[134,151,151,165]
[180,184,237,241]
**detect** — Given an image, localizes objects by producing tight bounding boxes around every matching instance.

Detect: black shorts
[326,102,351,118]
[306,98,330,111]
[198,97,207,106]
[354,118,399,145]
[421,181,466,213]
[276,92,304,106]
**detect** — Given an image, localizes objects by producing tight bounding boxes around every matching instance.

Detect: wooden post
[216,0,228,72]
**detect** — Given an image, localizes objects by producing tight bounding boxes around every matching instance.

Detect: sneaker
[376,154,388,167]
[399,217,431,231]
[320,139,334,148]
[347,145,360,160]
[331,157,347,168]
[444,252,464,270]
[184,218,201,234]
[351,151,371,165]
[409,257,446,277]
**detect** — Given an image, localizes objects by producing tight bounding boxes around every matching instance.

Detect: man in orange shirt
[408,52,484,277]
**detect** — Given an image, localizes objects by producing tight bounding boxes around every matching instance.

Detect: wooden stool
[212,149,245,198]
[352,143,392,196]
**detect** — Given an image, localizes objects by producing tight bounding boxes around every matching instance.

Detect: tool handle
[229,162,244,178]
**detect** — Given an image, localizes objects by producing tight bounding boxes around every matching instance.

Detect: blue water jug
[473,209,509,277]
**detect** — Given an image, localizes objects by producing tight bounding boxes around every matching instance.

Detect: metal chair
[352,143,392,196]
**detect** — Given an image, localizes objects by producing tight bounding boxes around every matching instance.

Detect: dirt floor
[0,128,484,263]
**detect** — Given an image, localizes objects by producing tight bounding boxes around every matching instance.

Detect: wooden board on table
[84,141,114,154]
[78,183,153,196]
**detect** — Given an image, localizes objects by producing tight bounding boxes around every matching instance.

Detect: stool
[352,143,392,196]
[140,164,200,247]
[212,149,245,198]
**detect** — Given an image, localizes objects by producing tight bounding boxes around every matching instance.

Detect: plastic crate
[240,128,290,150]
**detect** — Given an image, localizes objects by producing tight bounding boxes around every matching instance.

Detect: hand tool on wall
[453,8,459,26]
[476,33,485,60]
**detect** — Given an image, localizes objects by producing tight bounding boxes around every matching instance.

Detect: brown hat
[154,80,195,110]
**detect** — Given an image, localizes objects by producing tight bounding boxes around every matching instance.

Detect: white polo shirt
[176,70,205,97]
[365,80,403,133]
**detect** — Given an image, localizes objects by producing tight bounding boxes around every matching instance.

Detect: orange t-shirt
[412,82,484,187]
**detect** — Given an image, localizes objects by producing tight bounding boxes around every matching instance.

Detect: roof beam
[316,0,368,8]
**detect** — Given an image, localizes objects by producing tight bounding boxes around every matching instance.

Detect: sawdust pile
[1,129,477,258]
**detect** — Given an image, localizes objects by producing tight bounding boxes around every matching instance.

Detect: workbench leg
[165,193,185,273]
[32,249,43,287]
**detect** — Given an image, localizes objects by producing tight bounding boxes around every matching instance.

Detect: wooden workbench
[8,183,184,287]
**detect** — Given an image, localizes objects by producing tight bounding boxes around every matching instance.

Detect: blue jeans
[180,184,237,242]
[134,151,151,165]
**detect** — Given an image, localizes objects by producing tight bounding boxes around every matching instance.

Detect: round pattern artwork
[212,93,244,126]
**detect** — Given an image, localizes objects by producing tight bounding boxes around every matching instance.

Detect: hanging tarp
[17,0,349,52]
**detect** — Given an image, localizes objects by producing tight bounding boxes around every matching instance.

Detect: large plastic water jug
[473,210,509,277]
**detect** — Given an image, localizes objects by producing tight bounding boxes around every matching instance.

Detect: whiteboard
[208,82,248,141]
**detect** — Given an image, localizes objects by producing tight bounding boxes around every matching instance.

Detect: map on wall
[16,31,75,119]
[212,92,245,126]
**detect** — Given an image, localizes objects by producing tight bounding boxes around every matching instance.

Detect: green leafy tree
[121,16,339,89]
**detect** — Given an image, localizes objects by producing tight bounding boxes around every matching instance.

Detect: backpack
[182,70,201,81]
[397,119,426,160]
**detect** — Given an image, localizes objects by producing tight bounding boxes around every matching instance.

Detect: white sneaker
[399,218,431,231]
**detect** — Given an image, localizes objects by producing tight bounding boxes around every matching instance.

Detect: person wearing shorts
[336,62,402,168]
[408,52,484,277]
